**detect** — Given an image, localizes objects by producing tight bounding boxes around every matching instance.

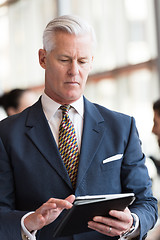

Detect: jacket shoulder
[0,99,42,139]
[93,103,133,123]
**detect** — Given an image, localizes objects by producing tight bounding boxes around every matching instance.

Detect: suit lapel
[25,98,106,191]
[76,98,105,190]
[25,99,72,189]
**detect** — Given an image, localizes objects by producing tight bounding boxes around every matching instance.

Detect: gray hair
[43,15,96,52]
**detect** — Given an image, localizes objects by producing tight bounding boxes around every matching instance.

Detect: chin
[65,93,81,101]
[65,98,79,104]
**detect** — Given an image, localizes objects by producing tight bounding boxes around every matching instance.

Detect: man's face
[39,31,93,104]
[152,110,160,147]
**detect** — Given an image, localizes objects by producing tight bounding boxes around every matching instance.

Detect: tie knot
[60,104,71,115]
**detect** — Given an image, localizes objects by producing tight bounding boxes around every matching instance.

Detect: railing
[30,58,158,93]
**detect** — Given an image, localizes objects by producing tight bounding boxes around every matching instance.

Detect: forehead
[52,31,93,55]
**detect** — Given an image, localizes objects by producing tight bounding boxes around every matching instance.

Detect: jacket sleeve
[0,138,27,240]
[121,117,158,239]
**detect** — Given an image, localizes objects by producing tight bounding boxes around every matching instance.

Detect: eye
[60,59,69,62]
[79,60,88,64]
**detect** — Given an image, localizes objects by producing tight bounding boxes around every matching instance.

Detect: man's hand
[88,207,133,237]
[24,194,75,232]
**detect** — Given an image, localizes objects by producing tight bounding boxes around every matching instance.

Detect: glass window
[70,0,157,72]
[0,0,159,160]
[0,0,57,91]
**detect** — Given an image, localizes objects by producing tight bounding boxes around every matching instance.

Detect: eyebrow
[58,54,89,60]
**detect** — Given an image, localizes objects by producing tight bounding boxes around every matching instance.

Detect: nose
[152,125,157,135]
[68,61,79,76]
[152,126,155,134]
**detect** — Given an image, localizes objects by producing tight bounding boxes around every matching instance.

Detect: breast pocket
[101,154,123,171]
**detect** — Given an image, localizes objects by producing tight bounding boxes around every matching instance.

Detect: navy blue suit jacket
[0,97,157,240]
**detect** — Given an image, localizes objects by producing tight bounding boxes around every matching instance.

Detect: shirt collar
[41,92,84,121]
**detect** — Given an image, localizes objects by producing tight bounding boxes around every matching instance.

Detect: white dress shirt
[41,92,84,151]
[21,93,139,240]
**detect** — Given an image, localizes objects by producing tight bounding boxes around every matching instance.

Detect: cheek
[81,69,90,83]
[55,64,68,77]
[47,65,64,82]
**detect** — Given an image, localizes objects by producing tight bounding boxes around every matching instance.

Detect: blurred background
[0,0,160,215]
[1,0,160,237]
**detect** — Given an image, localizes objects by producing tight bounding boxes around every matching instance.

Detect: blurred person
[0,88,37,116]
[151,99,160,174]
[0,15,158,240]
[152,99,160,147]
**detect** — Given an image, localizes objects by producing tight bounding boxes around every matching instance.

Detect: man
[152,99,160,147]
[0,15,157,240]
[151,99,160,174]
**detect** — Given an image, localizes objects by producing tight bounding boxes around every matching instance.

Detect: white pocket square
[103,154,123,164]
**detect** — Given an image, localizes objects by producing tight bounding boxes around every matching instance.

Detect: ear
[90,56,94,71]
[38,49,47,69]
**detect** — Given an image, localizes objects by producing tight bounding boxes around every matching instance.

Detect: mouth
[65,81,80,85]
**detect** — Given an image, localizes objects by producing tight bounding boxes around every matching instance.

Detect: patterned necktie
[58,104,79,189]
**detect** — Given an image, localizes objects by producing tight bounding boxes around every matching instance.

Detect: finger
[109,207,131,221]
[40,202,57,212]
[47,196,74,210]
[93,215,118,226]
[65,194,75,204]
[92,215,131,233]
[109,208,133,226]
[88,221,115,236]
